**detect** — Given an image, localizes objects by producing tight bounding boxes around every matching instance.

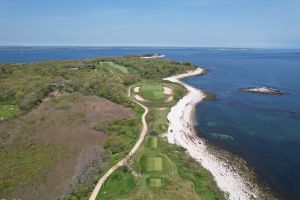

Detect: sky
[0,0,300,48]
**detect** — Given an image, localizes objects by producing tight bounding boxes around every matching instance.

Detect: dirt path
[89,86,148,200]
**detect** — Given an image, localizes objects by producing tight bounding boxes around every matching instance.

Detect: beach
[164,68,257,200]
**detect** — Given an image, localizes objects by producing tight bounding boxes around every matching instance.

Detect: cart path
[89,86,148,200]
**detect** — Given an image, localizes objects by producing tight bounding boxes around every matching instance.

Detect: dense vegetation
[61,106,143,200]
[0,143,67,195]
[0,57,195,118]
[0,56,195,199]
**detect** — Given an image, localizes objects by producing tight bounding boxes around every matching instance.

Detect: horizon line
[0,45,299,50]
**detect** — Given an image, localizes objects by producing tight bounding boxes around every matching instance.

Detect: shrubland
[0,57,195,115]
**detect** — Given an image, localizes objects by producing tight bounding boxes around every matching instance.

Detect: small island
[240,87,288,95]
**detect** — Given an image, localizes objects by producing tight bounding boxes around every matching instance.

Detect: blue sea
[1,47,299,199]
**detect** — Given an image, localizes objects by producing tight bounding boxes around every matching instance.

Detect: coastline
[164,68,260,200]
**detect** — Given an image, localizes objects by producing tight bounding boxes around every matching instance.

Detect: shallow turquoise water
[1,47,299,199]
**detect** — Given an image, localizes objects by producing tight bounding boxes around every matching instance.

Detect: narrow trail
[89,86,148,200]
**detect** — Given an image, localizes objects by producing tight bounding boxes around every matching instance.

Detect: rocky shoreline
[165,68,254,199]
[164,68,279,200]
[204,139,279,200]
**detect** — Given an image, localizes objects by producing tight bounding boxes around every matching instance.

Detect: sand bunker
[134,87,140,93]
[134,95,147,102]
[163,87,172,95]
[165,96,173,102]
[158,107,168,110]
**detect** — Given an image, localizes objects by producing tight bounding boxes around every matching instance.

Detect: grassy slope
[97,168,135,200]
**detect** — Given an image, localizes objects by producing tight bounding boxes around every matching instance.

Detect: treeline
[0,56,196,114]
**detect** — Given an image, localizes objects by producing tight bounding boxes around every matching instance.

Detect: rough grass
[0,104,20,119]
[0,94,137,200]
[97,168,135,200]
[161,141,226,200]
[147,108,170,134]
[140,84,164,102]
[0,143,67,196]
[99,61,129,73]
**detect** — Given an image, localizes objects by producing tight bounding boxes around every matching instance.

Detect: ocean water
[1,47,299,199]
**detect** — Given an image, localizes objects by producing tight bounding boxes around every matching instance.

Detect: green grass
[149,178,162,187]
[137,137,225,199]
[0,143,67,195]
[95,105,143,157]
[99,61,129,73]
[136,82,186,108]
[147,157,163,172]
[97,168,135,200]
[140,154,168,174]
[161,141,226,200]
[148,137,158,149]
[147,108,170,133]
[146,177,168,189]
[124,79,225,199]
[0,104,20,119]
[140,84,164,102]
[127,136,223,199]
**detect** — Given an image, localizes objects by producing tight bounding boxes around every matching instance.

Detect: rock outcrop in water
[240,87,287,95]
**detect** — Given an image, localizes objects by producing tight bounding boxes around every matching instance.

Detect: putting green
[147,157,163,171]
[140,84,164,101]
[149,178,162,187]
